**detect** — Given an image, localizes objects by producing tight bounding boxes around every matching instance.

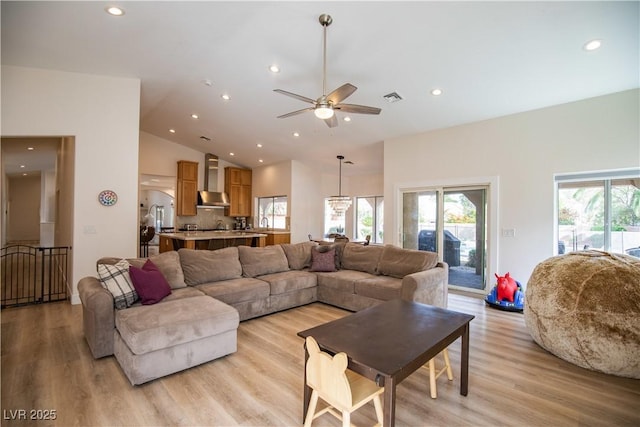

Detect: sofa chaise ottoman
[113,295,239,385]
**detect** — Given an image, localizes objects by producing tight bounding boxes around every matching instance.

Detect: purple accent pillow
[129,259,172,305]
[310,247,337,272]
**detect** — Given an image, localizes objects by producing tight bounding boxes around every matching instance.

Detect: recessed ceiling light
[230,152,235,156]
[105,6,124,16]
[203,79,213,87]
[269,65,280,73]
[169,129,176,133]
[191,114,199,119]
[259,159,264,163]
[257,143,263,148]
[431,88,443,96]
[22,173,28,176]
[221,94,230,101]
[343,116,351,122]
[27,147,34,151]
[292,132,300,137]
[20,165,25,168]
[584,39,602,51]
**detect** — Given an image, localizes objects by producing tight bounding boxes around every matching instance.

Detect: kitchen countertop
[245,229,291,235]
[160,231,267,240]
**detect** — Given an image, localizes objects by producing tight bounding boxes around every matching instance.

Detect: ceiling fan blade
[335,103,382,115]
[277,107,315,119]
[326,83,357,105]
[273,89,316,104]
[324,114,338,128]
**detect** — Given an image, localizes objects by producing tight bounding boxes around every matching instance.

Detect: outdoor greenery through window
[257,196,288,229]
[324,199,346,237]
[402,186,488,291]
[556,170,640,257]
[356,196,383,243]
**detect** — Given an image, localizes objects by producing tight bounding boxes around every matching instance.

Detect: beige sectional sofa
[78,242,448,385]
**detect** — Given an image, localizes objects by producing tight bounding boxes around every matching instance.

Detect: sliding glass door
[401,186,488,291]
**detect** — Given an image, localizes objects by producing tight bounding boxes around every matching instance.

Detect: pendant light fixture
[327,155,352,216]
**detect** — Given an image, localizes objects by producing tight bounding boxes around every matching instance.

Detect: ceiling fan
[274,14,381,128]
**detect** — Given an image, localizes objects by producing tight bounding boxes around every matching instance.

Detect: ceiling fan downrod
[319,14,332,98]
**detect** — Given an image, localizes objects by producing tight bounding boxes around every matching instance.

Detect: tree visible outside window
[355,196,383,243]
[557,174,640,256]
[324,199,346,237]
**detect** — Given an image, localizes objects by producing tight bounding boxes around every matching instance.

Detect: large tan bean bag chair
[524,250,640,378]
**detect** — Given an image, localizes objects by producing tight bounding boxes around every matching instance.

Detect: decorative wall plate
[98,190,118,206]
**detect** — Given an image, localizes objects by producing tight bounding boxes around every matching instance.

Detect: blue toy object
[485,277,525,312]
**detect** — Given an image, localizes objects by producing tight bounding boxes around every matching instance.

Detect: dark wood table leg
[382,376,396,427]
[460,322,470,396]
[302,344,311,423]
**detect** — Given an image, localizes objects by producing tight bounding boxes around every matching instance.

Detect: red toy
[495,272,518,302]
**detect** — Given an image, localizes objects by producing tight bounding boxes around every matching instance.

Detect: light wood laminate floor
[2,294,639,426]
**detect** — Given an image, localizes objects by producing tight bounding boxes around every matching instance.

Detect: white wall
[139,131,204,186]
[291,160,324,243]
[1,66,141,303]
[384,89,640,286]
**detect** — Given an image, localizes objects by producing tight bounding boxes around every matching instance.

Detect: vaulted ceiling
[2,1,638,176]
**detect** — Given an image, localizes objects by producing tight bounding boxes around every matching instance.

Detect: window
[556,169,640,257]
[324,199,346,237]
[257,196,288,229]
[355,196,384,243]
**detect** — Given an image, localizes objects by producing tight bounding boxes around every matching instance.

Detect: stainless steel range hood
[197,191,230,208]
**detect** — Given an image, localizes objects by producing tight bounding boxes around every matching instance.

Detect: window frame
[554,168,640,255]
[256,195,288,230]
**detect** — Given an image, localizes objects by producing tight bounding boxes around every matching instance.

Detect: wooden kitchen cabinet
[265,233,291,246]
[225,167,252,217]
[178,160,198,181]
[176,160,198,216]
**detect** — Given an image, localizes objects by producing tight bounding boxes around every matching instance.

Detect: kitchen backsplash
[176,209,241,231]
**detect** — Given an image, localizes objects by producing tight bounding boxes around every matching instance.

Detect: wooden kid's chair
[427,349,453,398]
[304,336,384,427]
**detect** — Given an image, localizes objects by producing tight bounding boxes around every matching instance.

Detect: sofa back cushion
[146,251,186,289]
[238,245,290,278]
[341,243,384,275]
[179,247,242,286]
[100,251,187,290]
[377,245,439,279]
[281,241,318,270]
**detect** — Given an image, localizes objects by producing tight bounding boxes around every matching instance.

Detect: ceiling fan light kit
[274,14,381,128]
[314,105,334,119]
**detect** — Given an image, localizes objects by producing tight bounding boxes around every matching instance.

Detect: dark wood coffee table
[298,299,475,427]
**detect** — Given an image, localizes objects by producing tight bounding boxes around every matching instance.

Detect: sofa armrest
[401,262,449,308]
[78,276,115,358]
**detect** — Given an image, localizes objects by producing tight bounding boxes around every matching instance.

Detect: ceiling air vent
[383,92,403,103]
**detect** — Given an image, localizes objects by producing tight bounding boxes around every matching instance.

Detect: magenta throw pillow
[129,259,172,305]
[310,247,337,272]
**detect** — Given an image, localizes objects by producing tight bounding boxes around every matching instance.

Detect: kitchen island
[159,231,267,252]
